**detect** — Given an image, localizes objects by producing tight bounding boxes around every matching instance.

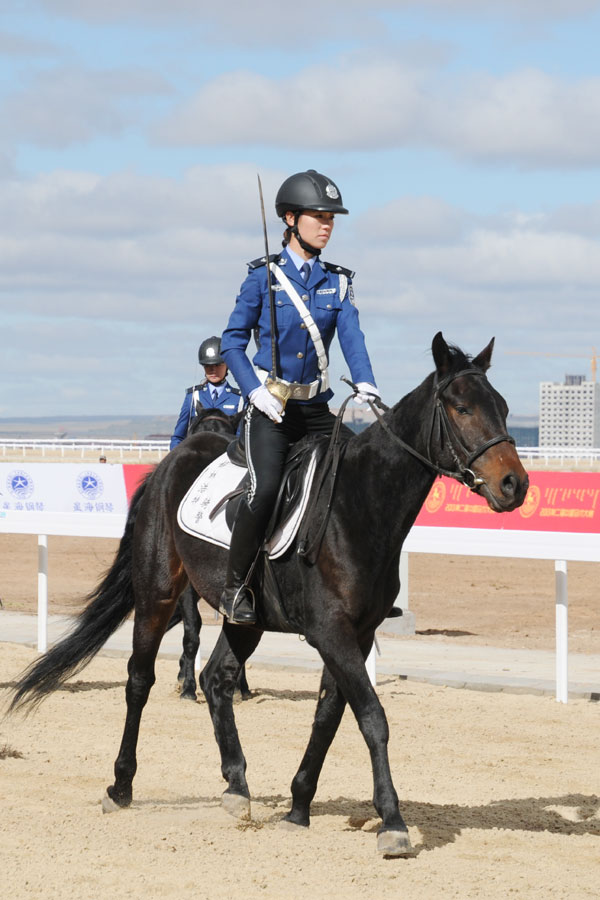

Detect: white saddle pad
[177,449,319,560]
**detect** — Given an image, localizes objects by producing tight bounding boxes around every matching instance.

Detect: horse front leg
[312,628,412,857]
[199,622,262,818]
[177,586,202,700]
[284,665,346,828]
[103,600,177,812]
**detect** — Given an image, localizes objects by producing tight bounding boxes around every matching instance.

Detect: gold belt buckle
[265,377,292,411]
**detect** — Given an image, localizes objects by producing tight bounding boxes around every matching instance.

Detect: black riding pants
[243,401,338,534]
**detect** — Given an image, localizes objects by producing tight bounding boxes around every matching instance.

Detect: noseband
[367,368,515,491]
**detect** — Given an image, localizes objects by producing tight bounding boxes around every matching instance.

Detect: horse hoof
[221,791,251,819]
[377,829,413,857]
[179,691,197,701]
[101,791,123,814]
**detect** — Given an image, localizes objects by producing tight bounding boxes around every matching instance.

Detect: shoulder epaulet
[185,382,207,395]
[321,260,355,278]
[227,385,242,395]
[247,253,282,270]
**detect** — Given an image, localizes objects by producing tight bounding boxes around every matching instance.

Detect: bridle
[363,368,515,491]
[298,367,514,564]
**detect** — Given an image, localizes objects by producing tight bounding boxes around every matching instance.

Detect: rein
[297,366,514,565]
[296,392,353,564]
[361,369,515,490]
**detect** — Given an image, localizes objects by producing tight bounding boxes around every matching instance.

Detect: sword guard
[265,377,292,411]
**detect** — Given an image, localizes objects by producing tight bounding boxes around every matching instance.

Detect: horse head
[429,331,529,512]
[189,407,242,436]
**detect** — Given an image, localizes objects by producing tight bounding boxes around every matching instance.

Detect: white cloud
[0,30,59,56]
[155,57,600,168]
[357,196,471,246]
[156,59,430,150]
[2,164,599,416]
[434,69,600,166]
[0,165,286,324]
[4,166,600,321]
[34,0,600,28]
[2,67,170,147]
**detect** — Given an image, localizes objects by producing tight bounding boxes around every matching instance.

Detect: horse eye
[456,405,469,415]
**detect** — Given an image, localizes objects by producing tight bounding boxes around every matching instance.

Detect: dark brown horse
[9,333,528,857]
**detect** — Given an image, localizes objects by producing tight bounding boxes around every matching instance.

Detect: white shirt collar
[286,245,316,273]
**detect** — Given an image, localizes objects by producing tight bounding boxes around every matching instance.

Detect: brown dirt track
[1,535,599,898]
[1,533,598,653]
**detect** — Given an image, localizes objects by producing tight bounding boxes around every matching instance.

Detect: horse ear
[431,331,452,376]
[472,337,495,372]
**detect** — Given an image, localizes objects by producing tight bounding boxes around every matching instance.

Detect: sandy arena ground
[1,644,599,900]
[1,536,599,898]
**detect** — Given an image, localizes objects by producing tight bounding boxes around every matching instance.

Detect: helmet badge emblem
[206,347,215,358]
[325,184,339,199]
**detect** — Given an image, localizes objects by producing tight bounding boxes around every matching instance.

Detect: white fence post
[555,560,568,703]
[366,643,377,687]
[37,535,48,653]
[399,550,409,608]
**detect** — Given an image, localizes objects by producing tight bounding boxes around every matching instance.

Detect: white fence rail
[1,439,600,466]
[0,437,169,461]
[516,446,600,466]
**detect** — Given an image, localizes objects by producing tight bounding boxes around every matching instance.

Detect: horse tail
[9,473,152,714]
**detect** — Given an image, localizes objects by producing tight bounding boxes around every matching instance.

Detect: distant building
[539,375,600,447]
[509,424,539,447]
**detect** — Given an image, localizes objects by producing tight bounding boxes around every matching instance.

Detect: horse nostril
[501,473,518,498]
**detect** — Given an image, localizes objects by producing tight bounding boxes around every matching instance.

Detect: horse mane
[344,339,483,450]
[443,342,475,372]
[195,406,228,420]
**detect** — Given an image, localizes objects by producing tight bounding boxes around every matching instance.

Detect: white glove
[354,382,381,405]
[249,384,284,423]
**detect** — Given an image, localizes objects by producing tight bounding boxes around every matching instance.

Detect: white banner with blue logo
[0,463,128,537]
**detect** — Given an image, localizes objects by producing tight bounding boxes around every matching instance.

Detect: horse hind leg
[235,664,252,700]
[103,576,185,812]
[199,622,262,818]
[102,644,158,812]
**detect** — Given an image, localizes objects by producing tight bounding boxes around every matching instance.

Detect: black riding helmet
[275,169,348,218]
[198,336,225,366]
[275,169,348,255]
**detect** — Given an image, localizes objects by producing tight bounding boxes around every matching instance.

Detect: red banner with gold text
[415,472,600,533]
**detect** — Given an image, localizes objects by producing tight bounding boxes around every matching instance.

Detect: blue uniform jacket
[169,380,243,450]
[220,248,376,403]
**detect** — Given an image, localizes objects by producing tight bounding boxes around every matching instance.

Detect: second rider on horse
[170,336,243,450]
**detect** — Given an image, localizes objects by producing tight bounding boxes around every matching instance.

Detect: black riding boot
[219,498,262,626]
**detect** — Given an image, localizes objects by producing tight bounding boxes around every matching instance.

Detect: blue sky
[2,0,600,422]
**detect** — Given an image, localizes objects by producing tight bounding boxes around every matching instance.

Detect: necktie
[300,262,310,281]
[212,389,218,402]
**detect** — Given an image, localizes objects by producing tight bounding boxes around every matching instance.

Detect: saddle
[219,434,328,545]
[177,435,336,631]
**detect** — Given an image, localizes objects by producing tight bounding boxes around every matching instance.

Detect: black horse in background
[168,406,250,700]
[9,333,528,858]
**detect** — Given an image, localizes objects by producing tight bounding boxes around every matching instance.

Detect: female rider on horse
[219,169,380,625]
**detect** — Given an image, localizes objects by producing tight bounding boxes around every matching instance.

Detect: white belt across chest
[263,262,330,401]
